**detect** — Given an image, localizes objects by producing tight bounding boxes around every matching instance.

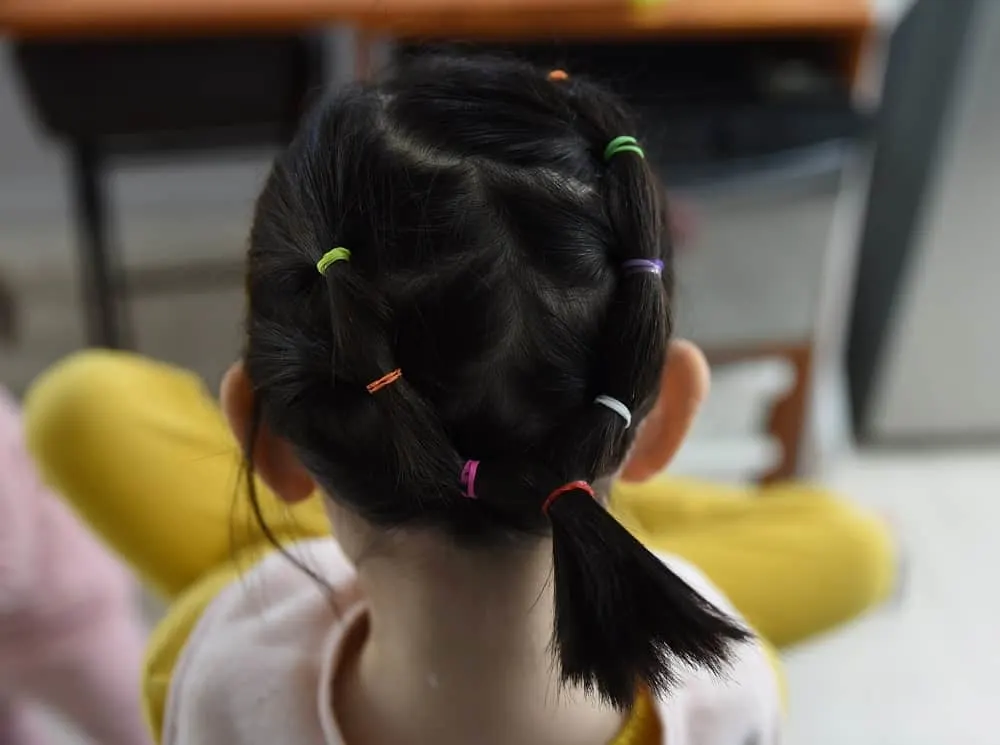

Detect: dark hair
[244,53,748,709]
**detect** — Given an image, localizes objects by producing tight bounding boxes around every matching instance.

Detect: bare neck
[335,533,622,745]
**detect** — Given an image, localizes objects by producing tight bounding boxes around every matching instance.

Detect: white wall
[872,2,1000,437]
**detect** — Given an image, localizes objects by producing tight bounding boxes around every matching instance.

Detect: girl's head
[224,54,747,709]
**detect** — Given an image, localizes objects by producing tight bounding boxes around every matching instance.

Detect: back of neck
[335,533,623,745]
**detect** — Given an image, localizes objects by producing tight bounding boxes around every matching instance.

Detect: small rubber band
[365,368,402,394]
[460,460,480,499]
[604,136,645,161]
[542,480,595,516]
[622,259,664,276]
[547,69,569,81]
[317,247,351,275]
[595,395,632,429]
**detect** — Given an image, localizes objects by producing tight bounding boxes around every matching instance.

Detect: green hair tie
[316,247,351,275]
[604,136,645,161]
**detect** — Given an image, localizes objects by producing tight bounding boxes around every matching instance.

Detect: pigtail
[314,246,463,505]
[547,488,749,709]
[541,76,750,708]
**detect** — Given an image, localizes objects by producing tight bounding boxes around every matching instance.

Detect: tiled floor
[35,448,998,744]
[783,449,998,745]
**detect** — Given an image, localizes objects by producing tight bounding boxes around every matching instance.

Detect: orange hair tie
[542,480,595,516]
[547,69,569,81]
[366,368,402,394]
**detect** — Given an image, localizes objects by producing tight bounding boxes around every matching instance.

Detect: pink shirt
[0,389,133,647]
[165,539,782,745]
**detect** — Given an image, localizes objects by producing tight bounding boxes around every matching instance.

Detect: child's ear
[620,340,709,483]
[221,361,315,503]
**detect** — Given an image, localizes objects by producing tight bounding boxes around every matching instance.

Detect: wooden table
[2,0,871,40]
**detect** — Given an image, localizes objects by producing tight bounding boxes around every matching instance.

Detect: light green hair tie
[316,247,351,275]
[604,136,645,161]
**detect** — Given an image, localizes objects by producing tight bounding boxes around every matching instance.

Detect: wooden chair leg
[69,143,130,349]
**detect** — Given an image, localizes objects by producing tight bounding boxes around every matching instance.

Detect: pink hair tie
[460,460,480,499]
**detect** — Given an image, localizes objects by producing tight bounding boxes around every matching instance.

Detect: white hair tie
[594,395,632,429]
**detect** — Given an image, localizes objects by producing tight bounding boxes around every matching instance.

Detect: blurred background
[0,0,995,742]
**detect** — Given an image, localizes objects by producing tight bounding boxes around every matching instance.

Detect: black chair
[13,35,325,348]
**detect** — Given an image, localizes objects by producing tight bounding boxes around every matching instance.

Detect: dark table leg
[69,142,129,349]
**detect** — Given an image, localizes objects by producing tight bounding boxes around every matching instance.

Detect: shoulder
[656,553,741,619]
[653,553,783,745]
[161,539,361,745]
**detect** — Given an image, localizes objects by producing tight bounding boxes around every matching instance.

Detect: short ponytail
[538,74,752,708]
[546,485,751,709]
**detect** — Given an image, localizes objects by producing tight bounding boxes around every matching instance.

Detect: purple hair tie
[622,259,663,276]
[460,460,480,499]
[622,259,664,276]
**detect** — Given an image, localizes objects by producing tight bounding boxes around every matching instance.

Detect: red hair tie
[542,480,595,516]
